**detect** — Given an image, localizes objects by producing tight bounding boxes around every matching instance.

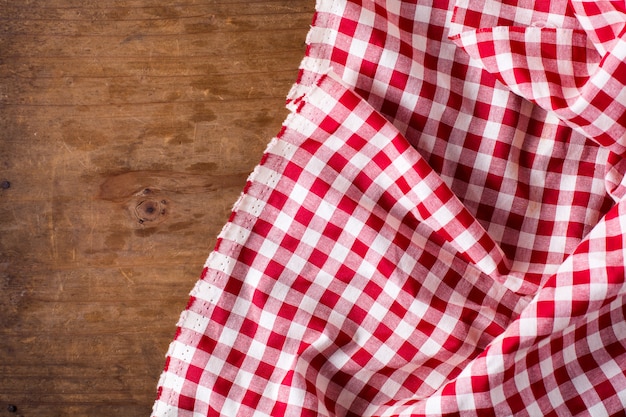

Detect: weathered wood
[0,0,313,415]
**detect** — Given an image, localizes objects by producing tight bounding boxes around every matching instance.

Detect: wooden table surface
[0,1,313,415]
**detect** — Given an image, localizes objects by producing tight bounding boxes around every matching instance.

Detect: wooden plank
[0,52,306,78]
[0,0,314,415]
[0,4,312,36]
[0,29,306,57]
[0,70,300,105]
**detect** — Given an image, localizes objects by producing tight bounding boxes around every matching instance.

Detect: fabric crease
[152,0,626,416]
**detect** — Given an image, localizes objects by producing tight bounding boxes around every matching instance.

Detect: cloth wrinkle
[152,1,626,416]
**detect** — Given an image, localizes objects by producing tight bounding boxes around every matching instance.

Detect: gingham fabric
[152,1,626,416]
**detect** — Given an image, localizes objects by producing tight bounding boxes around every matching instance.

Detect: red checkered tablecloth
[152,1,626,415]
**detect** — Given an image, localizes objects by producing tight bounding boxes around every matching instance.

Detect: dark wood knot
[134,199,167,224]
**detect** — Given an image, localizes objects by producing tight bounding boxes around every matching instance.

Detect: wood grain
[0,1,313,415]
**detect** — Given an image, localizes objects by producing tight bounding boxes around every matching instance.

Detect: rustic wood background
[0,1,313,415]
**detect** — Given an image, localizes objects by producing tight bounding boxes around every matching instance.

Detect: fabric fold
[450,0,626,179]
[153,1,626,415]
[153,71,529,417]
[377,193,626,416]
[288,0,613,289]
